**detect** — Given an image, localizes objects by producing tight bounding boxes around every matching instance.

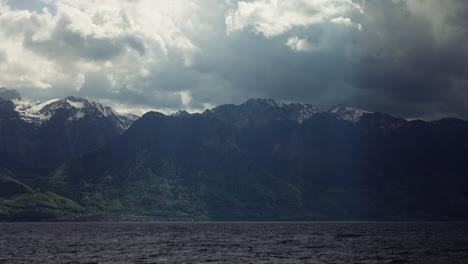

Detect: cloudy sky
[0,0,467,119]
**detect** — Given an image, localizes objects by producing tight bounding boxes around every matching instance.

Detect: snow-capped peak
[264,99,288,108]
[243,98,291,108]
[329,104,372,123]
[206,98,320,124]
[295,104,320,123]
[8,94,138,131]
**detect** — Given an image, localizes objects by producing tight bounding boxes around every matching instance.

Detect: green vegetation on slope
[48,156,209,220]
[0,170,85,221]
[0,174,34,199]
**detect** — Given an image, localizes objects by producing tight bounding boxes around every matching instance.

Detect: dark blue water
[1,222,467,263]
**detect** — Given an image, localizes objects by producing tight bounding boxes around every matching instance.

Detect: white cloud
[286,37,317,52]
[0,0,204,102]
[331,16,362,30]
[226,0,362,37]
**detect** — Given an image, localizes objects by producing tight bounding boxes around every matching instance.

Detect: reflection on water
[0,222,467,263]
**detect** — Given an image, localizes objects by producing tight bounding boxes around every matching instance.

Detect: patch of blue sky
[7,0,56,14]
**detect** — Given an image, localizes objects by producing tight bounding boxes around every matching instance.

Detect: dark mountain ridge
[1,92,468,221]
[44,99,468,221]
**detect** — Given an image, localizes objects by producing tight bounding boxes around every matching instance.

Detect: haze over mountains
[1,88,468,221]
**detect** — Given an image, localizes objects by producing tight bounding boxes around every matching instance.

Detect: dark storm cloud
[188,30,354,106]
[180,0,468,119]
[344,0,468,119]
[1,0,468,119]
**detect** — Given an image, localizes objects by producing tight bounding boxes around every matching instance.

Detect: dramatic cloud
[0,0,467,119]
[226,0,362,37]
[0,0,206,113]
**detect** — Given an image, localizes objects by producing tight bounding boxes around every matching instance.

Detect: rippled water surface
[1,222,468,263]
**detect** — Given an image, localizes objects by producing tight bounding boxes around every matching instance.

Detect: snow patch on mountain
[293,104,320,123]
[255,99,320,123]
[264,99,288,108]
[329,104,372,123]
[66,99,84,109]
[12,98,60,124]
[67,110,86,121]
[9,95,137,131]
[92,102,115,117]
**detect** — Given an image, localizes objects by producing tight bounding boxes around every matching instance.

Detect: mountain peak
[172,110,191,117]
[329,103,349,113]
[0,87,22,101]
[140,111,166,121]
[8,95,137,131]
[64,96,88,103]
[243,98,288,107]
[328,103,372,123]
[205,98,320,125]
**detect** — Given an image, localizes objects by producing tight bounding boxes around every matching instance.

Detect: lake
[1,222,467,263]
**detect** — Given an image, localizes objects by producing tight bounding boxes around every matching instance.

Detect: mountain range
[1,88,467,221]
[0,88,137,180]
